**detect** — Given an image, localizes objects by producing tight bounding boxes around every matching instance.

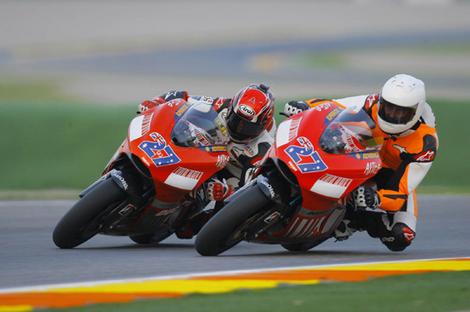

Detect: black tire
[281,236,330,252]
[129,230,173,245]
[281,242,316,252]
[129,234,155,244]
[53,178,126,249]
[195,184,270,256]
[281,242,319,252]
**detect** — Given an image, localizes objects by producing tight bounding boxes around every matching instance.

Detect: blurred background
[1,0,469,197]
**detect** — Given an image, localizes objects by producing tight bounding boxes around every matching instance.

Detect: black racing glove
[352,186,380,210]
[283,101,309,117]
[160,90,189,102]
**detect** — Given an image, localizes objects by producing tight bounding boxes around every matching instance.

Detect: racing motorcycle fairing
[100,100,230,233]
[257,101,383,243]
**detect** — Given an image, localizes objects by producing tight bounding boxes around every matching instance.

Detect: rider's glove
[283,101,310,117]
[352,186,380,210]
[206,178,235,201]
[160,90,189,102]
[138,99,163,113]
[137,90,189,114]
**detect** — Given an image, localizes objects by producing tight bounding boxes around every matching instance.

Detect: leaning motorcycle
[53,99,230,248]
[195,101,383,256]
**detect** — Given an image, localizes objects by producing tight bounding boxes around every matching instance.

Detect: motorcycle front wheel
[52,178,126,249]
[195,183,270,256]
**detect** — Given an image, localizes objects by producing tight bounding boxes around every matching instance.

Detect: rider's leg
[379,191,417,251]
[334,191,417,251]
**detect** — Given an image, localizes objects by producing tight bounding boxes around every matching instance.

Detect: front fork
[242,173,299,240]
[80,169,127,198]
[79,168,154,233]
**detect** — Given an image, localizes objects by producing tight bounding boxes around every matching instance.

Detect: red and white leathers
[301,94,438,251]
[139,90,276,201]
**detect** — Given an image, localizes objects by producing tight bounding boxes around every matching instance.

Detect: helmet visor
[226,110,264,142]
[379,97,417,124]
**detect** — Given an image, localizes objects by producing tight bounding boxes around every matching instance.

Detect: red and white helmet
[226,84,274,142]
[378,74,426,134]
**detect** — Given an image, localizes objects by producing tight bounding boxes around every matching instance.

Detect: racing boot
[380,223,416,252]
[334,219,357,241]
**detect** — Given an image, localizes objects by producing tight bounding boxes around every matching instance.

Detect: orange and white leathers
[306,94,438,234]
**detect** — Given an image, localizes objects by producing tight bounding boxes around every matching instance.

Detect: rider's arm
[284,95,371,118]
[332,95,370,110]
[138,90,189,113]
[377,131,438,212]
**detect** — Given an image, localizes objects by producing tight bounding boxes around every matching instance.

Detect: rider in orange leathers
[283,74,438,251]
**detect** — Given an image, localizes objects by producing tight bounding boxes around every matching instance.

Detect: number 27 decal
[285,137,327,173]
[139,132,181,167]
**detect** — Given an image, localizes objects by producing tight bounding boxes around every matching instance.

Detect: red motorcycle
[195,100,383,256]
[53,99,230,248]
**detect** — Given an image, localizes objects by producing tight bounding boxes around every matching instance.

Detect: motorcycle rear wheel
[129,229,173,245]
[53,178,126,249]
[195,184,269,256]
[281,238,327,252]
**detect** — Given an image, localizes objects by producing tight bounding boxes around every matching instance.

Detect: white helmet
[377,74,425,134]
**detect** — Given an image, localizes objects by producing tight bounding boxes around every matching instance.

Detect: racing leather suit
[303,95,438,251]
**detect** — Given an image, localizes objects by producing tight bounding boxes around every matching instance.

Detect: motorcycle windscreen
[319,107,383,154]
[171,102,229,148]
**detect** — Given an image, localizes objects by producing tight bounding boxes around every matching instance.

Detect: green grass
[0,80,72,102]
[0,98,468,193]
[44,271,470,312]
[0,101,133,189]
[422,99,470,192]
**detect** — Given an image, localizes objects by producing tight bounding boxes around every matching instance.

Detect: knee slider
[381,223,415,252]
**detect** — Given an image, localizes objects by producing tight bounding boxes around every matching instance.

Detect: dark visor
[226,111,264,142]
[379,97,416,124]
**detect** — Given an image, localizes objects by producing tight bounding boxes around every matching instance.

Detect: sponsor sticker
[205,145,227,152]
[354,152,380,160]
[313,102,332,111]
[164,167,204,190]
[175,103,190,117]
[364,161,381,175]
[310,174,352,199]
[415,150,435,162]
[285,216,328,238]
[288,117,302,142]
[141,113,153,136]
[216,154,230,168]
[326,108,341,121]
[238,104,256,119]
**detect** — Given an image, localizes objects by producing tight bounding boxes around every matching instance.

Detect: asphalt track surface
[0,195,469,290]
